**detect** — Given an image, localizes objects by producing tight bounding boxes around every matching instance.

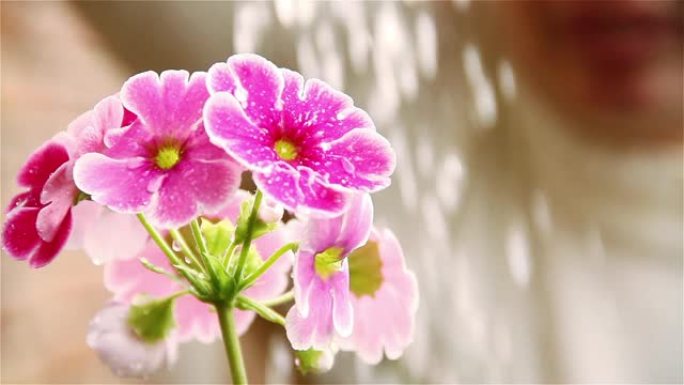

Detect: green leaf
[127,297,176,343]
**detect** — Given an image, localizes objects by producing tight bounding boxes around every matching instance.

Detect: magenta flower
[337,228,418,364]
[105,191,293,342]
[204,54,396,217]
[2,141,72,267]
[285,194,373,350]
[2,95,133,267]
[74,70,242,228]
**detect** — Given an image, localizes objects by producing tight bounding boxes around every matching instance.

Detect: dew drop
[184,256,192,264]
[171,241,182,252]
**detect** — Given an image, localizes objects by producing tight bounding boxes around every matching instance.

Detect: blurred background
[1,1,682,383]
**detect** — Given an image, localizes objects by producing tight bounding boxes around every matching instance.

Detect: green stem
[233,191,263,283]
[190,219,209,258]
[236,295,286,326]
[223,242,238,269]
[239,242,298,291]
[169,228,205,272]
[259,290,294,307]
[216,303,248,385]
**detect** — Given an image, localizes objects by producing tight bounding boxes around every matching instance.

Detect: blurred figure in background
[2,1,681,383]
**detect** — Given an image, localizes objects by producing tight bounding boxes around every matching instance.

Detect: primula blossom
[74,70,242,228]
[338,228,418,364]
[2,95,137,267]
[204,54,396,216]
[105,191,293,342]
[87,302,178,378]
[286,194,373,350]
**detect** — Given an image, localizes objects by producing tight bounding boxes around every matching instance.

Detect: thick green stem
[239,242,298,291]
[233,191,263,283]
[216,303,248,385]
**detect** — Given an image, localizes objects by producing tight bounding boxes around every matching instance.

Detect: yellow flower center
[314,246,344,279]
[274,139,297,161]
[155,145,181,170]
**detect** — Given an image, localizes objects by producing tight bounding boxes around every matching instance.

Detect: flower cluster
[2,54,417,382]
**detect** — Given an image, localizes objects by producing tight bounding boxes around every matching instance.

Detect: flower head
[338,228,418,364]
[105,191,293,342]
[87,302,178,378]
[204,54,395,217]
[74,70,242,228]
[285,194,373,350]
[2,95,134,267]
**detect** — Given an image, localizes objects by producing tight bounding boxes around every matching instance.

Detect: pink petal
[121,70,208,137]
[74,153,164,214]
[204,92,278,172]
[2,207,41,260]
[285,289,335,351]
[174,296,220,343]
[7,191,38,212]
[253,165,350,217]
[103,121,154,158]
[37,163,77,242]
[280,70,374,143]
[65,200,102,250]
[82,208,148,265]
[29,211,72,268]
[17,141,70,189]
[304,193,373,253]
[314,130,396,192]
[226,54,283,128]
[330,264,354,337]
[147,158,240,228]
[207,62,237,94]
[293,250,316,317]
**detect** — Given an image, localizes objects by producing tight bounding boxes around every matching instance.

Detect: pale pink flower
[105,191,293,343]
[204,54,395,217]
[74,70,242,228]
[338,228,418,364]
[285,194,373,350]
[87,302,178,378]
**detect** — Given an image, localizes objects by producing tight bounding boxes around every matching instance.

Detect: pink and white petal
[204,92,277,171]
[17,141,70,189]
[148,158,240,228]
[227,54,283,128]
[74,153,163,214]
[183,125,236,162]
[292,250,316,317]
[120,71,164,132]
[253,166,350,217]
[92,94,126,134]
[37,163,77,242]
[104,243,177,301]
[159,71,209,134]
[207,62,237,94]
[7,191,38,212]
[2,207,41,260]
[83,209,148,265]
[285,290,335,351]
[233,309,258,336]
[174,296,220,343]
[318,129,396,192]
[65,200,102,250]
[335,193,373,253]
[29,211,72,268]
[280,70,373,143]
[330,265,354,337]
[103,121,154,158]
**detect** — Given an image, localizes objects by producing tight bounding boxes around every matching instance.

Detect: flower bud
[294,348,335,375]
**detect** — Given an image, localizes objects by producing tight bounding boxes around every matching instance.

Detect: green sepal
[314,247,344,279]
[295,349,330,375]
[127,297,177,343]
[201,219,234,257]
[234,199,276,244]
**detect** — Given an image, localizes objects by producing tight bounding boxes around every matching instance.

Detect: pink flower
[74,70,242,228]
[204,54,395,217]
[285,194,373,350]
[87,302,178,378]
[105,191,293,343]
[338,228,418,364]
[2,95,134,267]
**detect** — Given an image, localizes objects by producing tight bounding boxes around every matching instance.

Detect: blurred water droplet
[171,241,182,252]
